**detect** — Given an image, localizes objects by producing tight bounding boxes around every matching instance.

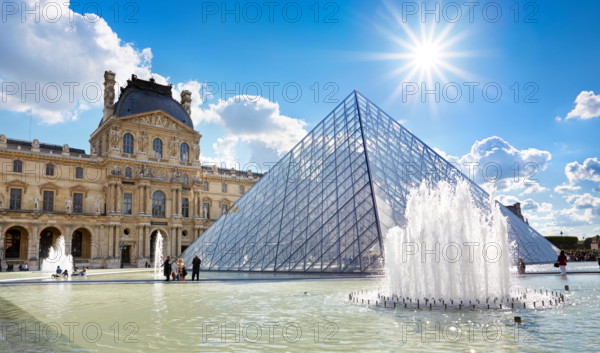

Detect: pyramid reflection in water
[182,91,558,273]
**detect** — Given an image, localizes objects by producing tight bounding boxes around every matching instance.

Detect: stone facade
[0,72,260,269]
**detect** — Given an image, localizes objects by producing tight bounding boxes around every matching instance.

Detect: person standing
[178,258,187,281]
[163,256,172,281]
[557,250,568,276]
[172,258,180,280]
[517,258,526,275]
[192,255,201,281]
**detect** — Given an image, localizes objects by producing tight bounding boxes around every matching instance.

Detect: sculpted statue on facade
[170,136,179,157]
[180,90,192,116]
[110,126,120,148]
[139,131,148,152]
[192,144,200,161]
[66,199,73,214]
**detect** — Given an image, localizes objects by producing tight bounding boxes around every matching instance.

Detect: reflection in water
[0,270,598,352]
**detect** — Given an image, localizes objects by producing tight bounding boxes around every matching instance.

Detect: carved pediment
[120,111,195,133]
[70,184,89,196]
[40,182,60,195]
[5,180,28,193]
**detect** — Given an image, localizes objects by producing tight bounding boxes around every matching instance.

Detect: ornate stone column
[116,184,122,214]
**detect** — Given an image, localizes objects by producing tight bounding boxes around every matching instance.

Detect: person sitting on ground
[62,269,69,277]
[22,263,29,271]
[18,263,23,271]
[7,264,14,272]
[72,268,79,275]
[56,266,62,275]
[80,266,87,276]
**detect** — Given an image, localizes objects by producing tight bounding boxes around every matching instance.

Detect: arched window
[5,229,22,258]
[153,138,163,159]
[152,191,166,217]
[72,230,83,257]
[75,167,83,179]
[46,164,54,176]
[123,133,134,154]
[180,143,189,162]
[13,160,22,173]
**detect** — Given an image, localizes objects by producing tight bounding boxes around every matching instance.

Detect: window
[9,188,22,210]
[125,167,132,178]
[45,164,54,176]
[123,133,134,154]
[13,160,22,173]
[43,190,54,212]
[72,230,83,257]
[123,193,133,215]
[239,185,245,194]
[221,204,228,216]
[73,193,83,214]
[180,143,189,162]
[221,183,227,193]
[152,191,166,217]
[75,167,83,179]
[203,182,209,191]
[5,229,21,258]
[153,138,163,158]
[182,197,189,218]
[203,202,210,219]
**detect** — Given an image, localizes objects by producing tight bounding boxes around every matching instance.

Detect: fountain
[153,231,164,278]
[41,235,74,273]
[383,179,511,302]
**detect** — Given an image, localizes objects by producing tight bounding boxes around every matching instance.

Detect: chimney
[102,70,116,122]
[181,90,192,116]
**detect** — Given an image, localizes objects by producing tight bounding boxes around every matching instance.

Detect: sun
[359,6,474,103]
[412,42,442,70]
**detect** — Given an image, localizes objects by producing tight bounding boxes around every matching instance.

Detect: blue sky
[1,0,599,239]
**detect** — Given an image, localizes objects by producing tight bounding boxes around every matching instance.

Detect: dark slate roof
[6,138,86,154]
[107,75,193,129]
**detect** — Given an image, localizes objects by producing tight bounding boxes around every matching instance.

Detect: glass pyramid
[182,91,558,273]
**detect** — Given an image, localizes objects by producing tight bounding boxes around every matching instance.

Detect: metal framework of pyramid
[182,91,558,273]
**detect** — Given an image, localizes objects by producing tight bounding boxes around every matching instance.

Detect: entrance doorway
[121,245,131,265]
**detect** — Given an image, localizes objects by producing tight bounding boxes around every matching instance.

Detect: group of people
[162,255,201,281]
[51,266,87,278]
[516,250,570,276]
[1,262,29,272]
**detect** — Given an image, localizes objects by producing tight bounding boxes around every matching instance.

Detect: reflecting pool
[1,264,599,352]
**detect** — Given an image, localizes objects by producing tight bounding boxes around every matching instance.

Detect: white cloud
[0,0,203,124]
[565,193,600,214]
[566,91,600,120]
[449,136,551,193]
[197,95,308,167]
[520,199,553,213]
[496,194,519,206]
[565,157,600,184]
[554,183,582,194]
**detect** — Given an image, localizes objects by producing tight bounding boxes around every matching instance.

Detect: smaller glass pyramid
[182,91,558,272]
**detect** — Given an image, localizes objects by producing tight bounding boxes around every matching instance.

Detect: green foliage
[544,236,579,250]
[582,235,600,249]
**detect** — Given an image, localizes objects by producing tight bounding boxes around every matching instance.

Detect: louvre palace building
[0,71,260,269]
